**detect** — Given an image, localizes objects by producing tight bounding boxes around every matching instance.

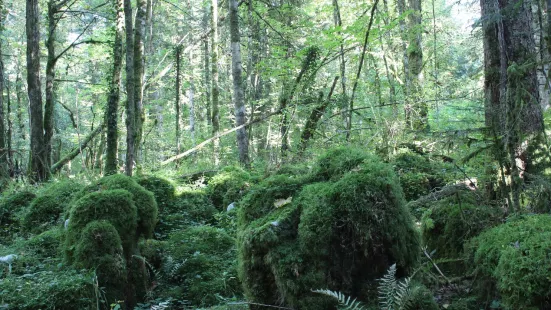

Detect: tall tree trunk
[175,46,182,154]
[203,6,211,127]
[124,0,135,176]
[0,26,7,179]
[481,0,543,211]
[211,0,220,165]
[406,0,426,130]
[229,0,250,167]
[44,0,57,169]
[105,0,124,175]
[134,0,146,165]
[26,0,48,182]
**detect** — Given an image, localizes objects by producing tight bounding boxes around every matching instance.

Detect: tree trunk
[229,0,250,167]
[203,6,211,127]
[0,29,7,179]
[26,0,48,182]
[175,46,182,154]
[44,0,57,169]
[105,0,124,175]
[406,0,426,130]
[124,0,135,176]
[211,0,220,165]
[133,0,146,164]
[481,0,543,211]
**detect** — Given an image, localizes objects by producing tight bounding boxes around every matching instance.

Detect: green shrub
[139,239,166,270]
[136,175,175,213]
[74,174,158,238]
[207,166,253,210]
[238,148,420,310]
[421,202,500,262]
[467,215,551,309]
[0,269,97,309]
[310,146,370,181]
[165,225,240,307]
[22,195,65,234]
[0,191,36,238]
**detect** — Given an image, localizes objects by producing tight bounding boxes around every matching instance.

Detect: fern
[312,289,367,310]
[378,264,413,310]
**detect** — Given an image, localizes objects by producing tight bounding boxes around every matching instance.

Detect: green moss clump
[238,148,420,309]
[22,195,65,234]
[165,226,240,307]
[41,179,83,204]
[66,189,137,262]
[26,227,64,258]
[207,166,253,210]
[136,175,175,213]
[139,239,166,269]
[74,174,158,238]
[403,284,439,310]
[0,191,36,242]
[175,189,217,222]
[421,202,500,261]
[311,146,370,181]
[0,269,96,309]
[467,215,551,309]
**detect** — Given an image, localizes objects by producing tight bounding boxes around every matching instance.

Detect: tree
[481,0,544,211]
[229,0,250,166]
[26,0,48,182]
[211,0,220,165]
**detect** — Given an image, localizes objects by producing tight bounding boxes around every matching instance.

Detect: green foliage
[75,174,158,239]
[467,215,551,309]
[378,264,412,310]
[136,175,176,213]
[312,289,364,309]
[0,191,36,241]
[207,166,253,210]
[40,179,83,206]
[139,239,166,270]
[311,146,371,181]
[26,227,64,259]
[164,225,240,307]
[401,284,438,310]
[421,201,500,263]
[237,148,420,310]
[175,189,217,222]
[0,269,97,309]
[22,195,64,234]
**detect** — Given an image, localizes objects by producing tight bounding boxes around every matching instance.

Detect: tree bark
[406,0,426,130]
[133,0,146,164]
[124,0,135,176]
[105,0,124,175]
[175,46,182,154]
[0,24,7,179]
[26,0,48,182]
[229,0,250,167]
[44,0,57,169]
[211,0,220,165]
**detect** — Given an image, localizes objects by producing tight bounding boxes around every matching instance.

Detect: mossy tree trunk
[175,45,182,155]
[481,0,544,211]
[105,0,124,175]
[124,0,136,176]
[0,10,7,180]
[211,0,220,166]
[405,0,426,131]
[133,0,146,164]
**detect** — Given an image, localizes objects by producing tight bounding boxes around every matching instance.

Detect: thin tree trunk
[175,46,182,154]
[44,0,57,169]
[211,0,220,165]
[229,0,249,166]
[0,30,7,179]
[406,0,426,130]
[105,0,124,175]
[124,0,135,176]
[203,6,211,127]
[51,124,105,173]
[134,0,146,165]
[26,0,48,182]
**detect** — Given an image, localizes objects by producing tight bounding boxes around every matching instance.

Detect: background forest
[0,0,550,308]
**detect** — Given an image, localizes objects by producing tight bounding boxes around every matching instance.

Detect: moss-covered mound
[238,148,420,310]
[0,191,36,241]
[310,146,371,181]
[164,226,240,307]
[41,179,83,204]
[0,269,96,309]
[136,175,175,213]
[421,202,500,261]
[392,152,452,202]
[74,174,158,238]
[25,227,64,259]
[66,189,137,261]
[207,166,253,210]
[22,195,65,234]
[467,215,551,309]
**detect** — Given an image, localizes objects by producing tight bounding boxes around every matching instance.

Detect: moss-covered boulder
[139,239,166,270]
[26,227,64,259]
[467,215,551,309]
[165,226,240,307]
[207,166,253,210]
[74,174,158,238]
[238,148,420,310]
[0,191,36,241]
[421,201,500,262]
[136,175,175,213]
[22,195,65,234]
[310,146,370,181]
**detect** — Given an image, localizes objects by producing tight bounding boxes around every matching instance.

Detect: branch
[54,18,98,62]
[406,183,475,211]
[162,109,282,165]
[59,101,78,129]
[51,123,105,173]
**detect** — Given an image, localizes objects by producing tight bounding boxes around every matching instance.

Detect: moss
[237,148,420,310]
[22,195,65,234]
[0,269,96,309]
[403,284,439,310]
[421,202,500,263]
[207,166,253,210]
[392,152,452,202]
[311,146,371,181]
[139,239,166,270]
[467,215,551,309]
[40,179,83,205]
[166,225,240,307]
[0,191,36,226]
[74,174,158,238]
[175,189,217,222]
[66,189,137,262]
[136,175,175,213]
[26,227,64,258]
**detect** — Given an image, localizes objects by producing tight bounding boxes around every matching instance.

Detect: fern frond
[312,289,366,310]
[378,263,413,310]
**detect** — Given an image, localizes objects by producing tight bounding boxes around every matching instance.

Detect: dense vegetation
[1,0,551,308]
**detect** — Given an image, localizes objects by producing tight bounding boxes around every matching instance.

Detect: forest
[0,0,549,308]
